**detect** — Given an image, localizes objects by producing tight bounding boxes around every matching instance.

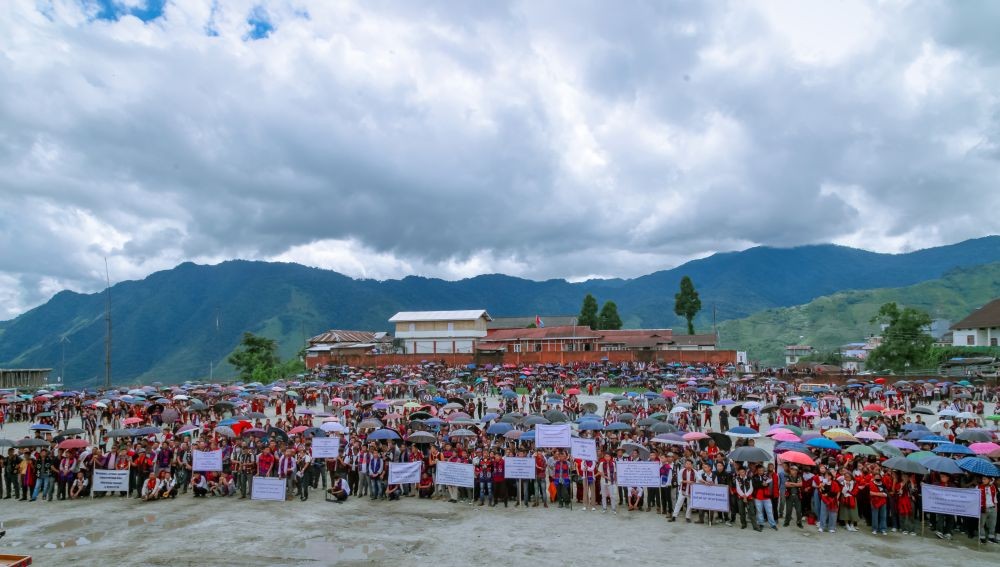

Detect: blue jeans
[871,505,887,532]
[755,499,776,527]
[33,475,53,500]
[479,480,492,504]
[823,507,838,531]
[369,478,384,499]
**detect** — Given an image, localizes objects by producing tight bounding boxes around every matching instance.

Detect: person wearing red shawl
[818,470,841,533]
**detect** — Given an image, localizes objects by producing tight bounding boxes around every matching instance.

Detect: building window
[447,322,454,331]
[513,343,521,353]
[535,344,542,352]
[992,338,998,347]
[967,335,975,346]
[409,323,415,332]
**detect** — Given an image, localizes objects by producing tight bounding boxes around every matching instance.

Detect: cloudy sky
[1,0,998,319]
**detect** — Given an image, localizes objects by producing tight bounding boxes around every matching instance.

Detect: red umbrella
[874,377,886,384]
[230,421,253,436]
[862,404,884,412]
[566,388,581,395]
[778,450,815,466]
[661,391,678,398]
[289,425,308,435]
[58,439,90,450]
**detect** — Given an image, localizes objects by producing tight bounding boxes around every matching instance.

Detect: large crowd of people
[1,362,998,545]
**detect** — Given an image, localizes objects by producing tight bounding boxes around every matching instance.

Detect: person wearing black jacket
[2,449,20,499]
[714,461,734,526]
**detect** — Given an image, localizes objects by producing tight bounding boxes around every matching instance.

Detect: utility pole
[104,258,112,389]
[60,335,70,384]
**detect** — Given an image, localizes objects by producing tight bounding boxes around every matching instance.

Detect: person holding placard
[670,459,696,522]
[978,476,998,544]
[597,451,616,514]
[577,456,596,511]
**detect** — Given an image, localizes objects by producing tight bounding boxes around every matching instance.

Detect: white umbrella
[670,406,690,414]
[929,420,953,432]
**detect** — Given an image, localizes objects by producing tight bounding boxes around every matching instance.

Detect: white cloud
[0,0,998,318]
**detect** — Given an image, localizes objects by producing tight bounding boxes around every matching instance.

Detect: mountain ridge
[2,236,999,385]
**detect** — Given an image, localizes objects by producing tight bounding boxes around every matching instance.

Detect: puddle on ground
[2,519,29,528]
[127,514,158,527]
[40,517,94,533]
[304,540,386,563]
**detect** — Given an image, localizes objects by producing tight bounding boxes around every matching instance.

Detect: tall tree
[866,302,934,373]
[674,276,702,335]
[228,332,280,382]
[598,301,623,330]
[579,294,599,330]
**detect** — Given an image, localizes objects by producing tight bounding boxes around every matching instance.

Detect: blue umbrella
[806,438,841,450]
[728,426,758,436]
[932,443,974,456]
[698,400,714,406]
[501,390,518,399]
[919,456,964,475]
[605,422,631,431]
[774,441,813,453]
[481,413,499,422]
[519,431,536,442]
[29,424,55,431]
[578,421,605,431]
[431,396,448,405]
[916,435,950,444]
[901,423,929,431]
[486,423,513,435]
[957,457,1000,477]
[368,428,401,441]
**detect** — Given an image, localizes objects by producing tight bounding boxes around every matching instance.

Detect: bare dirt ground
[1,396,996,566]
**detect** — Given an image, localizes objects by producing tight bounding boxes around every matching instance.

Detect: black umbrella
[267,426,290,442]
[701,432,732,451]
[303,428,327,438]
[15,438,49,448]
[728,446,772,463]
[60,428,86,436]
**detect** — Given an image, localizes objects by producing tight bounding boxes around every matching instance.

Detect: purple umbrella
[888,439,919,451]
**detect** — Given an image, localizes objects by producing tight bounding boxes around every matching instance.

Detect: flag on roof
[535,315,544,328]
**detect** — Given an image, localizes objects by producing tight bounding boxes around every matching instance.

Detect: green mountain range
[718,263,1000,366]
[1,236,999,386]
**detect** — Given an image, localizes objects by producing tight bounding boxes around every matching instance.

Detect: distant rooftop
[951,298,1000,330]
[489,315,578,329]
[389,310,492,322]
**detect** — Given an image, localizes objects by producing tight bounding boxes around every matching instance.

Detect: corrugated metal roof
[308,330,391,344]
[488,316,578,329]
[389,310,491,322]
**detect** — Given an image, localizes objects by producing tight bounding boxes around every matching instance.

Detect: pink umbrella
[682,432,709,441]
[661,391,677,398]
[123,417,143,426]
[970,442,1000,455]
[766,428,793,436]
[289,425,308,435]
[803,411,819,417]
[772,432,802,442]
[855,431,884,441]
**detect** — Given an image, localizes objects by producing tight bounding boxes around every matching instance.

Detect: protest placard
[192,449,223,472]
[570,437,597,461]
[92,469,130,494]
[251,476,287,501]
[504,457,536,480]
[690,483,730,512]
[311,437,341,459]
[436,461,474,488]
[921,483,980,518]
[615,460,660,487]
[388,462,422,485]
[535,423,571,448]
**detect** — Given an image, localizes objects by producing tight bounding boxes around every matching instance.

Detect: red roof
[486,325,601,341]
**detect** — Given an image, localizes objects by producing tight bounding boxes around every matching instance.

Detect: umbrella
[267,427,290,442]
[887,439,920,451]
[682,432,709,441]
[778,451,815,466]
[60,428,86,436]
[726,426,761,439]
[486,423,513,436]
[650,422,678,434]
[881,456,929,475]
[906,451,935,461]
[15,438,49,448]
[846,444,878,457]
[806,438,840,450]
[872,442,903,458]
[213,426,236,438]
[407,431,437,444]
[729,446,772,463]
[774,441,813,454]
[524,415,550,426]
[503,430,523,440]
[358,419,384,429]
[702,432,732,451]
[855,431,884,441]
[303,427,327,438]
[933,443,975,456]
[57,439,89,450]
[956,457,1000,477]
[969,442,1000,455]
[368,428,401,441]
[956,430,994,443]
[919,456,965,475]
[578,421,605,431]
[620,442,650,459]
[605,422,631,431]
[911,406,935,415]
[450,429,477,439]
[28,424,54,431]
